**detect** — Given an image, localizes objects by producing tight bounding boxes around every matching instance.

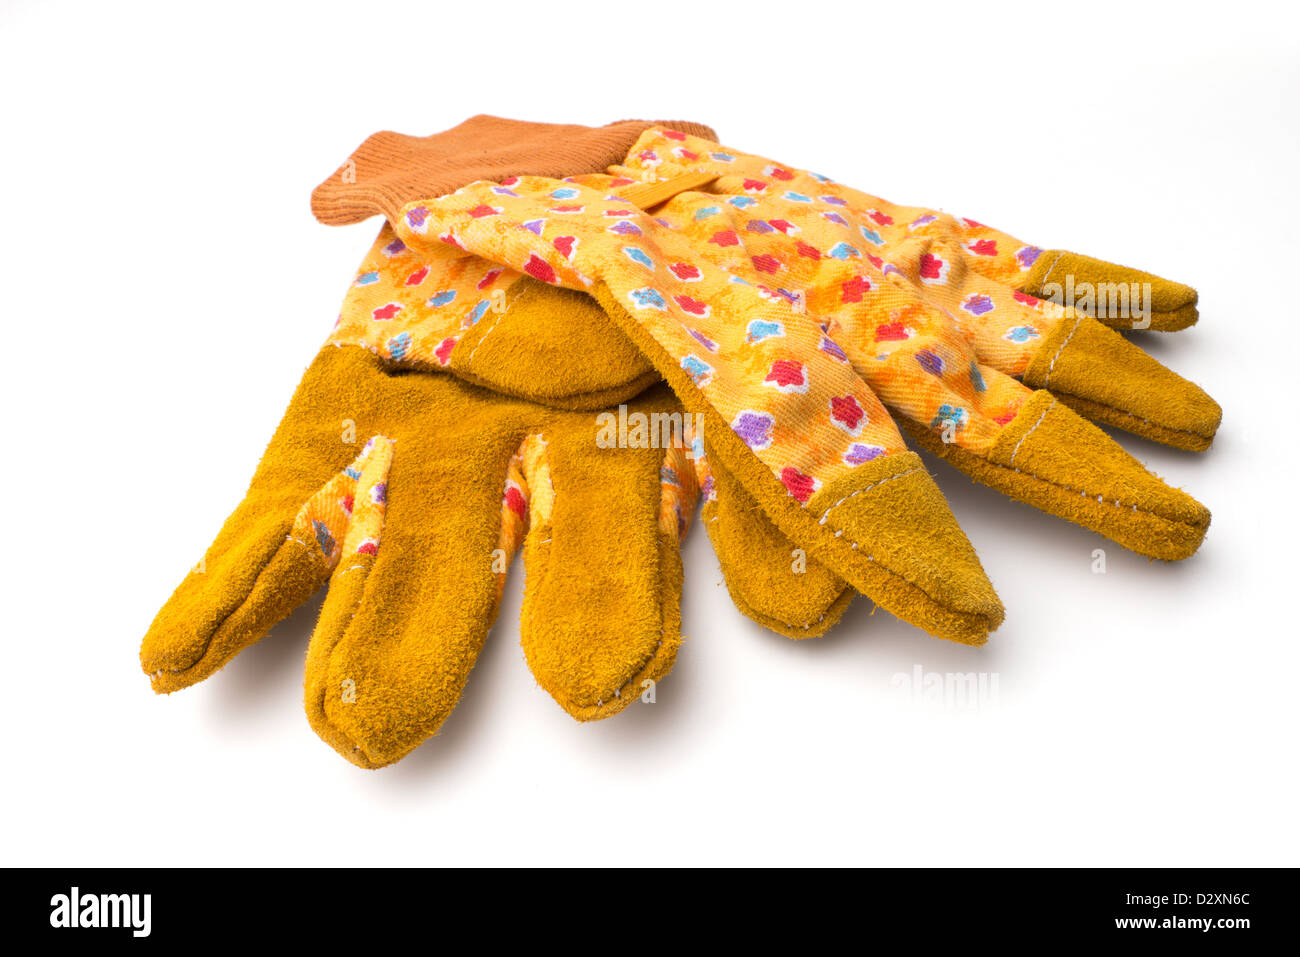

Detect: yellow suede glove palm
[141,288,709,768]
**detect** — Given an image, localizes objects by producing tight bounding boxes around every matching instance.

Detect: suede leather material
[701,431,853,639]
[517,385,684,717]
[143,349,399,690]
[1022,313,1222,451]
[902,390,1211,561]
[1019,249,1199,332]
[803,453,1003,646]
[144,346,696,768]
[446,275,893,640]
[449,280,657,411]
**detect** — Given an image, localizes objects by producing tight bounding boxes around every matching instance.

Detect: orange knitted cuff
[310,114,718,225]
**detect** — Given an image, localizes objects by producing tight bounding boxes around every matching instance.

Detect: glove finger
[901,381,1211,561]
[517,384,693,720]
[891,239,1221,451]
[141,346,394,692]
[1017,249,1198,332]
[694,424,853,639]
[830,285,1211,559]
[934,221,1199,332]
[1021,311,1221,451]
[303,369,533,769]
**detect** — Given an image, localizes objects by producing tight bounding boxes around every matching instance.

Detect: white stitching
[1041,314,1084,389]
[466,282,534,369]
[1053,392,1213,440]
[1008,398,1057,468]
[1036,250,1066,290]
[815,467,924,526]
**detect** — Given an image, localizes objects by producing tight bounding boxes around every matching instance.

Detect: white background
[2,0,1296,866]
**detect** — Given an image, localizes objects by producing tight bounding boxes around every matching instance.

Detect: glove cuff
[311,114,718,226]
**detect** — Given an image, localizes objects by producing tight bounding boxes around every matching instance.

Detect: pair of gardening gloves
[141,115,1220,768]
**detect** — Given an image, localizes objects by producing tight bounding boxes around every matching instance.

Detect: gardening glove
[590,129,1221,552]
[341,203,1006,648]
[376,130,1217,643]
[308,115,869,639]
[339,223,860,640]
[141,282,709,768]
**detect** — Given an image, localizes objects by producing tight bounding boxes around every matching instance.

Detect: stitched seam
[1004,461,1205,523]
[706,514,833,631]
[809,467,974,619]
[815,467,924,526]
[899,417,1203,527]
[1053,392,1213,439]
[592,639,665,709]
[149,537,323,680]
[1008,399,1056,467]
[1036,250,1065,290]
[1041,314,1083,389]
[465,281,535,368]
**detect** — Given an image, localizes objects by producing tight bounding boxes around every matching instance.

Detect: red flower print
[968,239,998,256]
[669,262,702,282]
[674,295,710,316]
[830,395,865,432]
[709,230,740,247]
[742,178,768,192]
[468,204,500,218]
[662,129,686,140]
[341,494,354,514]
[1013,290,1041,307]
[796,241,821,260]
[780,466,817,503]
[435,336,457,365]
[875,321,909,341]
[868,210,894,226]
[841,275,873,303]
[919,253,945,280]
[866,254,884,270]
[764,359,806,389]
[372,303,402,321]
[768,166,794,181]
[553,235,577,259]
[404,266,429,286]
[477,268,503,290]
[503,484,527,518]
[523,253,558,284]
[752,254,781,274]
